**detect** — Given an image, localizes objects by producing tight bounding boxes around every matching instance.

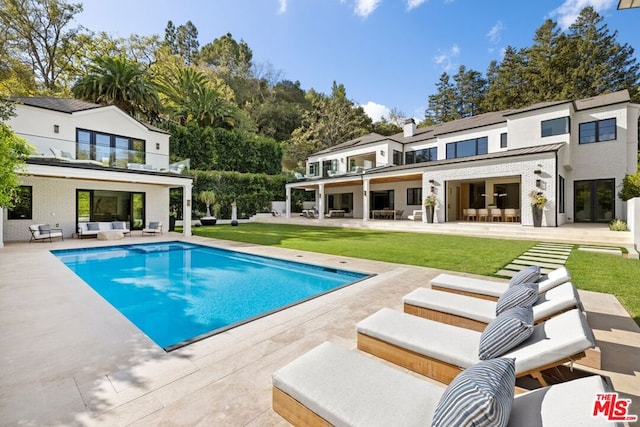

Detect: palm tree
[72,56,160,121]
[156,65,235,128]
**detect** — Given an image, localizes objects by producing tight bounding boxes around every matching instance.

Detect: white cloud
[354,0,382,18]
[550,0,616,30]
[407,0,427,11]
[277,0,287,14]
[361,101,391,122]
[433,44,460,72]
[487,21,504,44]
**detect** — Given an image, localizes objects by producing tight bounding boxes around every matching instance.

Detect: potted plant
[529,191,547,227]
[199,190,218,226]
[423,193,437,223]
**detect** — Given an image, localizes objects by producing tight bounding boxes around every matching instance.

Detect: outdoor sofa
[28,224,63,242]
[77,221,130,238]
[272,341,618,426]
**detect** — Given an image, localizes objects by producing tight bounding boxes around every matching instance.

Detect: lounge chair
[141,221,163,235]
[431,266,571,301]
[28,224,63,242]
[356,307,595,387]
[50,148,103,166]
[272,341,617,426]
[404,281,582,332]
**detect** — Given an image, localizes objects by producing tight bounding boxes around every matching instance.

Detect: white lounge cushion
[509,375,614,427]
[403,282,580,325]
[404,287,497,323]
[273,342,614,427]
[356,308,594,376]
[430,267,571,298]
[273,341,441,426]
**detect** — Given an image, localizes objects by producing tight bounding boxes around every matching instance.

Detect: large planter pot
[200,216,217,226]
[532,206,543,227]
[425,206,435,223]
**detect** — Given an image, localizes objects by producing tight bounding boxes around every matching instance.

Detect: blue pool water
[53,242,368,350]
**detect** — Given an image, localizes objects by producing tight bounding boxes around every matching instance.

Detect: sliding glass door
[76,190,146,230]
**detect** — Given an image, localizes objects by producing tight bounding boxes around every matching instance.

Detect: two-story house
[1,98,193,245]
[286,90,640,227]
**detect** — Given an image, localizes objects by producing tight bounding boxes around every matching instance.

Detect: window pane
[598,118,616,141]
[8,186,32,219]
[429,147,437,161]
[446,143,455,159]
[405,151,415,164]
[477,137,488,155]
[456,139,476,158]
[579,122,596,144]
[500,133,507,148]
[542,117,569,137]
[77,190,91,222]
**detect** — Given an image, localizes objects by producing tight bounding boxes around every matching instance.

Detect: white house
[286,90,640,227]
[1,97,193,245]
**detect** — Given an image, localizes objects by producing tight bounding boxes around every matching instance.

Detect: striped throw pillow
[495,282,539,316]
[479,306,534,360]
[509,265,541,288]
[431,358,516,427]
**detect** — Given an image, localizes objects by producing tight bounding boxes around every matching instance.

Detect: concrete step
[511,259,565,269]
[518,255,568,264]
[522,251,568,260]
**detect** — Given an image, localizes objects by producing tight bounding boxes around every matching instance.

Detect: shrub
[609,218,628,231]
[618,173,640,201]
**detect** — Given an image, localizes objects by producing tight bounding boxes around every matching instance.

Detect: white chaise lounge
[431,266,571,301]
[403,282,582,332]
[356,307,595,386]
[272,341,618,427]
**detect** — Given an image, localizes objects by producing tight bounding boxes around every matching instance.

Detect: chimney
[403,118,416,138]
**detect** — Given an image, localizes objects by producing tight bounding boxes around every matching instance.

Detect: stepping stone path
[496,242,573,278]
[577,245,624,256]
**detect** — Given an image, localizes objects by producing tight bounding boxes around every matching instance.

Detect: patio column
[183,182,192,237]
[318,183,324,222]
[285,186,291,218]
[363,179,370,222]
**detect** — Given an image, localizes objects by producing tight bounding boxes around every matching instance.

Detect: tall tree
[425,72,457,123]
[284,82,372,170]
[483,46,529,111]
[72,56,160,120]
[564,6,639,100]
[452,65,487,118]
[198,33,253,82]
[0,121,32,209]
[525,19,568,103]
[0,0,84,92]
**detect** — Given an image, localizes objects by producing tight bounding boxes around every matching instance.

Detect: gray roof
[12,97,169,134]
[13,97,103,113]
[573,89,630,111]
[313,133,392,155]
[364,142,566,175]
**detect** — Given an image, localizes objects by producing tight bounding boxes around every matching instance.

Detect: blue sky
[76,0,639,122]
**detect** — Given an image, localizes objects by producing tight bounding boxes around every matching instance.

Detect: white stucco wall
[3,175,169,242]
[506,104,572,150]
[628,198,640,253]
[436,124,506,160]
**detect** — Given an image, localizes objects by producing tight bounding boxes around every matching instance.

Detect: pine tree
[483,46,529,111]
[525,19,568,104]
[425,72,457,123]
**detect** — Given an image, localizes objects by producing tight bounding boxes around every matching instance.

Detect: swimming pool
[53,242,369,351]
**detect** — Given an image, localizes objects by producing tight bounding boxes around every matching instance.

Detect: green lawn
[188,223,639,324]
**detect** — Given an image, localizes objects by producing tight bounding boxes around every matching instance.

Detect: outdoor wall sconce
[364,190,367,196]
[428,179,435,184]
[431,186,436,193]
[186,199,191,207]
[53,124,59,133]
[156,143,160,150]
[534,164,542,174]
[380,150,385,156]
[536,179,542,188]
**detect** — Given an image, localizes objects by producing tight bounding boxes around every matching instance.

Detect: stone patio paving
[1,233,638,425]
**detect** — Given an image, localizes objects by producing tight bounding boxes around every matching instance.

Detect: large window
[308,162,319,176]
[76,129,145,167]
[579,118,616,144]
[541,117,570,137]
[446,137,488,159]
[7,186,32,220]
[406,147,437,164]
[77,189,145,229]
[407,188,422,205]
[393,150,403,166]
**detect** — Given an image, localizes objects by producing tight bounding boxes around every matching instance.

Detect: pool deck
[1,233,639,425]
